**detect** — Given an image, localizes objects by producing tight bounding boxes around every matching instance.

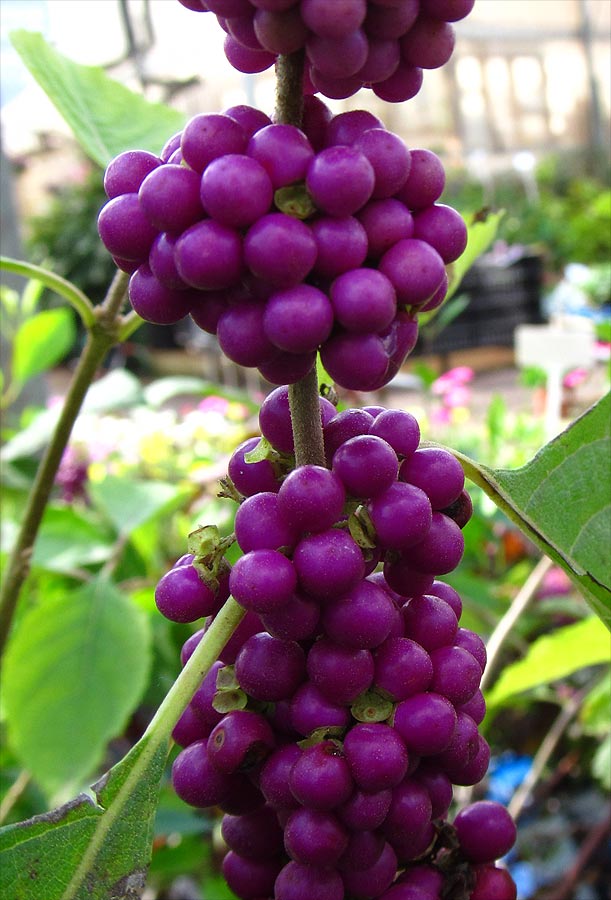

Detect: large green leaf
[12,309,76,385]
[445,208,505,302]
[31,506,114,573]
[450,392,611,626]
[10,30,186,166]
[486,616,610,709]
[2,578,152,797]
[0,597,246,900]
[82,369,144,413]
[0,737,168,900]
[89,477,191,537]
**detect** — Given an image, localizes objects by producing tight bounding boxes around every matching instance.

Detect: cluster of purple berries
[176,0,474,102]
[97,103,466,391]
[155,392,517,900]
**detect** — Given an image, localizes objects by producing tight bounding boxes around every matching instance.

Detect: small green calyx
[212,688,248,714]
[218,476,244,503]
[351,689,394,723]
[297,726,347,749]
[244,436,276,464]
[274,183,317,220]
[187,524,235,592]
[244,436,294,480]
[348,506,378,550]
[212,665,248,713]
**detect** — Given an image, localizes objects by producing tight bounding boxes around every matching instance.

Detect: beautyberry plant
[97,1,519,895]
[2,3,609,900]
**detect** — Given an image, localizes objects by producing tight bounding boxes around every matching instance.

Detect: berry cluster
[155,391,517,900]
[176,0,475,102]
[97,104,466,391]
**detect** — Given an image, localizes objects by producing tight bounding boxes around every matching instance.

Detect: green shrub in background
[444,150,611,272]
[26,167,115,307]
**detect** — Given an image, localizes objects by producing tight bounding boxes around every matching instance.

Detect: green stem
[117,309,145,342]
[274,50,305,127]
[97,269,130,324]
[0,332,112,658]
[288,366,326,467]
[143,598,245,741]
[61,597,245,900]
[0,270,129,662]
[0,256,96,327]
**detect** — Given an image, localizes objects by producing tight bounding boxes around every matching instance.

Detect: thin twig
[0,273,129,662]
[98,269,129,323]
[508,678,598,820]
[480,555,554,693]
[0,770,31,825]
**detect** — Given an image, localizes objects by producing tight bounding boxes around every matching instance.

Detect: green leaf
[10,31,186,166]
[82,369,144,413]
[580,671,611,735]
[31,506,113,573]
[0,597,246,900]
[486,616,610,710]
[12,308,76,385]
[450,393,611,626]
[89,477,190,537]
[445,208,505,302]
[0,736,168,900]
[0,408,61,463]
[2,578,152,797]
[142,376,215,408]
[592,734,611,790]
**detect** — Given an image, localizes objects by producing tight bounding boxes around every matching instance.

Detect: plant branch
[117,309,145,342]
[274,50,305,127]
[0,333,112,659]
[144,598,246,742]
[0,272,129,662]
[0,256,95,328]
[480,555,554,693]
[61,597,246,900]
[273,51,326,468]
[97,269,130,322]
[508,678,598,821]
[542,805,611,900]
[288,366,326,467]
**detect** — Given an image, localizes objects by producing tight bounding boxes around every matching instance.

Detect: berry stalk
[274,50,325,468]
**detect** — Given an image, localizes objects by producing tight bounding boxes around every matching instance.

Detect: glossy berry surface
[157,397,516,900]
[175,0,474,103]
[98,104,466,392]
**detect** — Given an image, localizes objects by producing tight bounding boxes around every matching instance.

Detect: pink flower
[562,368,588,389]
[431,366,474,395]
[198,395,229,414]
[442,386,471,408]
